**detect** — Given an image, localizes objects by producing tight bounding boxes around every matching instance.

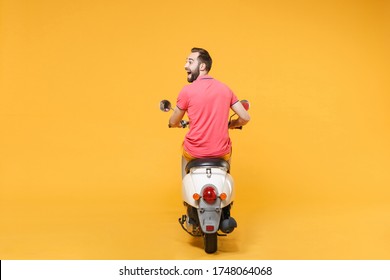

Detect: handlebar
[171,121,242,129]
[161,99,248,130]
[180,120,189,128]
[168,120,189,128]
[228,120,243,130]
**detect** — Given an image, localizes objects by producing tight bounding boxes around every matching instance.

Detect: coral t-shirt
[176,75,239,158]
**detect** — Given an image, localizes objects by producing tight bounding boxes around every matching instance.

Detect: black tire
[204,233,218,254]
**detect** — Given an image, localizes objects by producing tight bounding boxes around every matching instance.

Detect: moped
[160,99,249,253]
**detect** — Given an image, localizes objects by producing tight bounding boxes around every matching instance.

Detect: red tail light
[202,186,217,204]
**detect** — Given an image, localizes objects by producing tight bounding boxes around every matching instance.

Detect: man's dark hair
[191,47,212,72]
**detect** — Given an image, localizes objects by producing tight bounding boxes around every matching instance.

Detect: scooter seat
[185,158,230,174]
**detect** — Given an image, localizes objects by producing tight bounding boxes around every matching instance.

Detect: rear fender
[197,198,222,234]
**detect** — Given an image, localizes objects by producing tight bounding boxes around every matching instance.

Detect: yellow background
[1,0,389,259]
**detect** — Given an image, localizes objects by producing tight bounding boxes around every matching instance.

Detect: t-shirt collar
[196,74,213,81]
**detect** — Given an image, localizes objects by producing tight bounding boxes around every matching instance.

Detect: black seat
[185,158,230,174]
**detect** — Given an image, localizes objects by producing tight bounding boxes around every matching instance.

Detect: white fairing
[182,167,234,208]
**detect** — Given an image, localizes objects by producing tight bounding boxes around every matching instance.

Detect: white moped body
[179,158,237,253]
[183,165,234,208]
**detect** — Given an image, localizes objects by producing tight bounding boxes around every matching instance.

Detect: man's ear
[199,62,206,71]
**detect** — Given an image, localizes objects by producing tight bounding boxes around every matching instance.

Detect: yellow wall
[1,0,389,259]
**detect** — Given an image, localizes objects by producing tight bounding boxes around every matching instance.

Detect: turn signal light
[220,193,227,201]
[193,193,200,201]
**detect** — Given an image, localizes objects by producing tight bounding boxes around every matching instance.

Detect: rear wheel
[204,233,218,254]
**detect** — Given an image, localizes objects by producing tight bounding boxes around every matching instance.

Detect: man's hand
[229,101,250,129]
[168,106,186,128]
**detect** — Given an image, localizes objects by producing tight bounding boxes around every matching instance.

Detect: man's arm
[169,106,186,128]
[229,101,250,129]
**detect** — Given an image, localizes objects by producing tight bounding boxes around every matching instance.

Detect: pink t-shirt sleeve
[176,87,189,111]
[230,92,239,106]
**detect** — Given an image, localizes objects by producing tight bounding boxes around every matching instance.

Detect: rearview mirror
[160,100,172,112]
[241,100,250,111]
